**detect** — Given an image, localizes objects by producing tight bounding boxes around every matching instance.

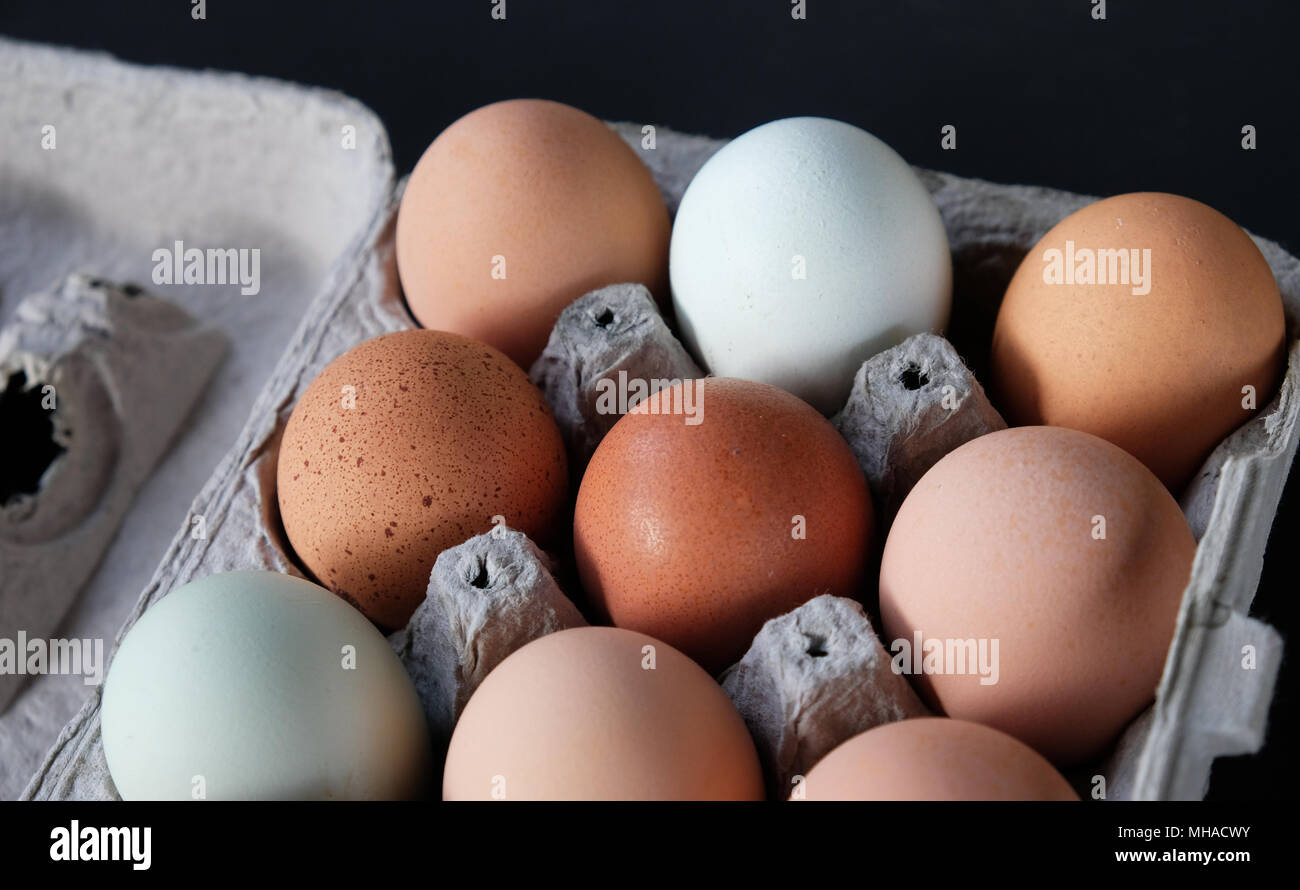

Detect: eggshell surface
[574,377,874,673]
[669,116,952,414]
[990,192,1287,491]
[797,718,1078,801]
[442,626,764,800]
[396,99,672,368]
[101,571,432,800]
[879,426,1195,765]
[277,329,567,630]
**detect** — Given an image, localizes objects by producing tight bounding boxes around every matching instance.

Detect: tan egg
[990,192,1286,492]
[442,627,765,801]
[395,99,671,369]
[796,718,1078,801]
[574,377,874,674]
[276,329,567,630]
[878,426,1195,766]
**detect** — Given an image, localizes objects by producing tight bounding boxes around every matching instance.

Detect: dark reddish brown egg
[574,377,874,673]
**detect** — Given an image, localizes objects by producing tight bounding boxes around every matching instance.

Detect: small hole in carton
[804,634,829,658]
[593,308,615,327]
[468,556,490,589]
[898,364,929,390]
[0,370,66,506]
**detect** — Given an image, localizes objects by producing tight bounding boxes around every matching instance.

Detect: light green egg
[101,570,431,800]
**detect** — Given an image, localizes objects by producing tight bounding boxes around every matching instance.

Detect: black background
[1,0,1294,801]
[1,799,1284,876]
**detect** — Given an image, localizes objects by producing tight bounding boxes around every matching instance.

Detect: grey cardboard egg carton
[0,36,396,797]
[20,111,1298,799]
[0,276,227,716]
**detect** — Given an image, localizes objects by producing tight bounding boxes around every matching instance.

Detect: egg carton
[21,114,1299,800]
[0,35,395,798]
[0,275,227,717]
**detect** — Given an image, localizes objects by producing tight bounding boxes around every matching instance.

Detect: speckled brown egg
[990,192,1287,492]
[573,377,874,673]
[277,329,567,630]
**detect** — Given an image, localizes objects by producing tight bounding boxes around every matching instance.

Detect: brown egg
[796,718,1078,801]
[442,627,764,801]
[990,192,1286,491]
[879,426,1195,765]
[395,99,671,369]
[276,329,567,630]
[574,377,874,673]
